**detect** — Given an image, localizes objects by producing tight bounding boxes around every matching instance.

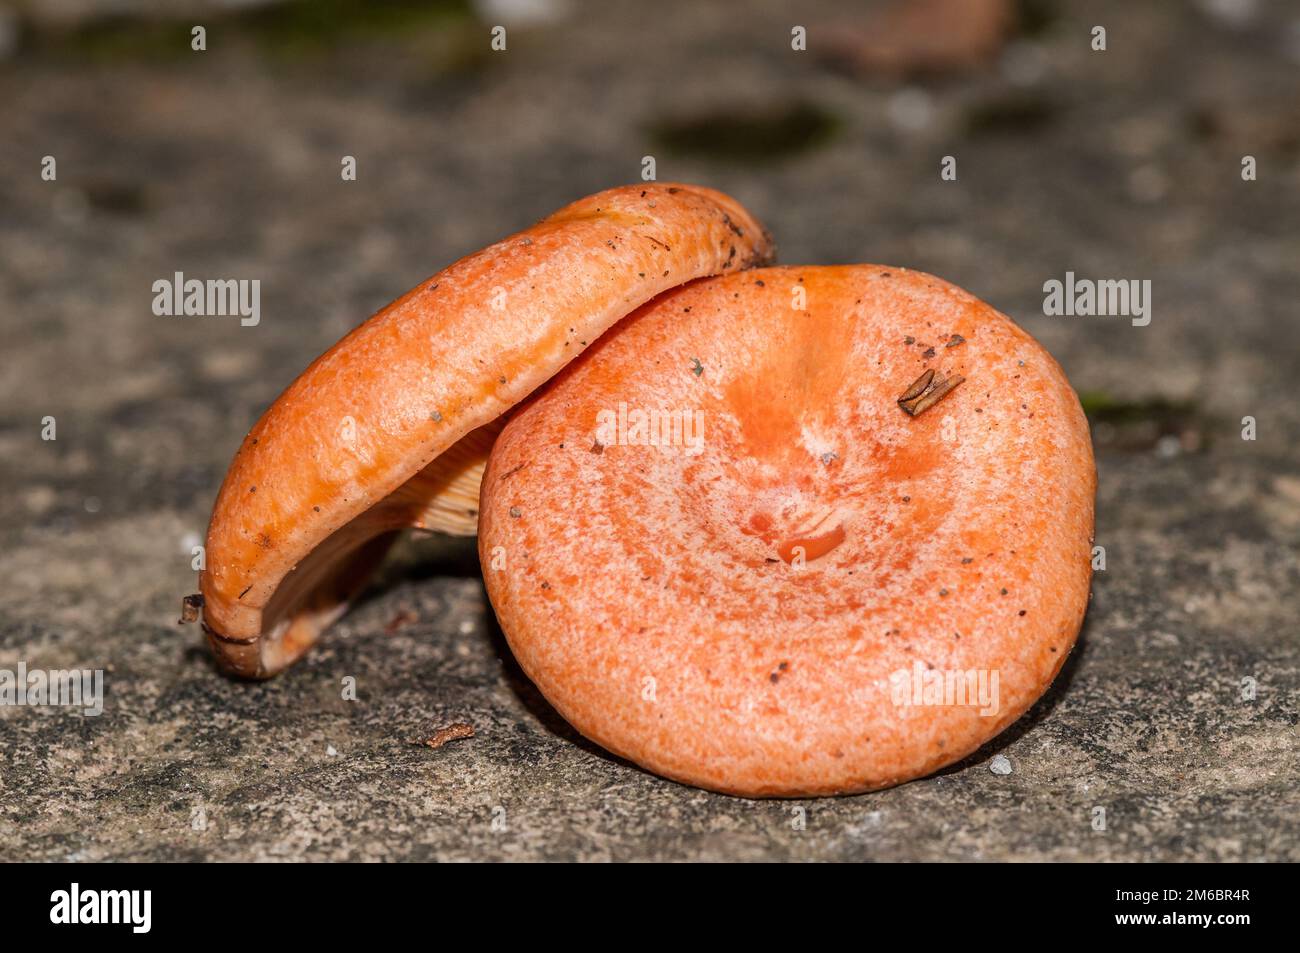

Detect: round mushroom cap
[479,265,1095,797]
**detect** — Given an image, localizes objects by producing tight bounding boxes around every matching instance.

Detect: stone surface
[0,0,1296,861]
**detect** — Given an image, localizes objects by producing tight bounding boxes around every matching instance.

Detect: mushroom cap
[479,265,1095,797]
[200,184,774,677]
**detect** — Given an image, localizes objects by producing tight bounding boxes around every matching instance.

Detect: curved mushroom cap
[200,184,775,678]
[479,265,1095,797]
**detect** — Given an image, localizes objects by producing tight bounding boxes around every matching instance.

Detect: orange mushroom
[479,265,1094,796]
[197,184,774,677]
[193,187,1095,799]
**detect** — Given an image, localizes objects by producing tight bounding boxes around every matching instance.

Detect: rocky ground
[0,0,1296,861]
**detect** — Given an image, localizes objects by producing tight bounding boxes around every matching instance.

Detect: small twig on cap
[898,370,965,416]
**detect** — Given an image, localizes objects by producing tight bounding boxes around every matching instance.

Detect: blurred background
[0,0,1296,861]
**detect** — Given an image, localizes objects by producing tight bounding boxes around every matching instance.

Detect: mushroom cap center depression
[568,272,961,619]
